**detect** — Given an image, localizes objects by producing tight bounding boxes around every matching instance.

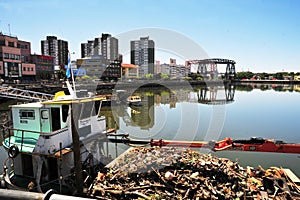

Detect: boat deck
[3,136,36,153]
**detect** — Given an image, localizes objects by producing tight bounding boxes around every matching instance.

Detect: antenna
[8,24,11,36]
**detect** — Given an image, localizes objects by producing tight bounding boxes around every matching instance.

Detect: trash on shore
[88,147,300,199]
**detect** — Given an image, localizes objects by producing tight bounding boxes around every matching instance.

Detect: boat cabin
[2,94,107,192]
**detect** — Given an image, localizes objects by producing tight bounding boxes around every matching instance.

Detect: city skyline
[0,0,300,72]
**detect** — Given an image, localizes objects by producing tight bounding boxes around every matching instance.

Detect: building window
[8,41,14,47]
[31,68,33,71]
[0,40,5,46]
[23,67,26,71]
[27,67,30,71]
[16,55,20,60]
[9,54,15,59]
[4,53,9,59]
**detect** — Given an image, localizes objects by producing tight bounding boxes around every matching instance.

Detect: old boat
[1,81,109,194]
[127,95,142,106]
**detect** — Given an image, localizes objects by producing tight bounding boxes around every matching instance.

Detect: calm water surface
[1,83,300,177]
[101,83,300,177]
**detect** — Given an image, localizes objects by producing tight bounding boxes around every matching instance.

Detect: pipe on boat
[0,188,94,200]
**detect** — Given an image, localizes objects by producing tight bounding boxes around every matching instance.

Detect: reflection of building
[131,94,155,130]
[0,33,35,82]
[130,36,154,77]
[41,36,68,66]
[99,106,120,130]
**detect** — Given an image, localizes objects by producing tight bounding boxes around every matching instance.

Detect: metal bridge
[186,58,236,80]
[0,85,54,101]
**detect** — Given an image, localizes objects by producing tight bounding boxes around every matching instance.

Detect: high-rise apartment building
[81,40,94,58]
[41,36,68,66]
[81,33,119,61]
[130,36,154,77]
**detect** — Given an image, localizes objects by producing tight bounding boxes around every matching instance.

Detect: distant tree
[259,72,268,80]
[160,73,169,79]
[184,76,192,81]
[57,70,65,80]
[145,74,154,79]
[275,72,284,80]
[236,71,254,79]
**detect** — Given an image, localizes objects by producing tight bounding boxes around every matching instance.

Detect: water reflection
[101,84,236,132]
[1,83,300,177]
[196,83,235,105]
[238,83,300,92]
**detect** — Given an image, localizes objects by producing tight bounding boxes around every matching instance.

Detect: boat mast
[71,103,83,195]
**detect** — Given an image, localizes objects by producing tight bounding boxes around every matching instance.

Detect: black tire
[8,145,19,158]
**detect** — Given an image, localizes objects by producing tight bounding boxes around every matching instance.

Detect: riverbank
[2,79,300,90]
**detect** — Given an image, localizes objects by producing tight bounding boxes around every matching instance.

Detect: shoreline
[0,79,299,96]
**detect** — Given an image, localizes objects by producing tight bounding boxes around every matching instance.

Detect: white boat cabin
[2,92,107,192]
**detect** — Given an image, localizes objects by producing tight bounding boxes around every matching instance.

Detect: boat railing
[2,124,41,152]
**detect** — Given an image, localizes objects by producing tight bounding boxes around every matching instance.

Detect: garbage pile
[88,147,300,199]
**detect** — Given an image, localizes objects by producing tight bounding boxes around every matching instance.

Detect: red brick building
[31,54,54,80]
[0,33,36,83]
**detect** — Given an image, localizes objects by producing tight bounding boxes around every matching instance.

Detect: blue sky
[0,0,299,72]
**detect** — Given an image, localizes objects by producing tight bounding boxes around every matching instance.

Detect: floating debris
[88,147,300,199]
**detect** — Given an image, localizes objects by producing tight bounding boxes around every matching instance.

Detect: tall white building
[81,33,119,61]
[41,36,68,66]
[130,36,154,77]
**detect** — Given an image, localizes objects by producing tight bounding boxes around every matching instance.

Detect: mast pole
[71,103,83,195]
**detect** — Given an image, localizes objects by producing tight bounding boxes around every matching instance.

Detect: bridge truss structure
[186,58,236,80]
[0,86,54,101]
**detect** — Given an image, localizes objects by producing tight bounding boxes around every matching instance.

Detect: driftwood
[88,147,300,199]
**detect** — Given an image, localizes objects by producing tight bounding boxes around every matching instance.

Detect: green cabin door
[41,109,51,133]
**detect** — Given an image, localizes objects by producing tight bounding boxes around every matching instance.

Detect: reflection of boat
[0,81,110,194]
[127,95,142,106]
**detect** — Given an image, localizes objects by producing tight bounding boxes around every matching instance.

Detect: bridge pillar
[225,63,236,80]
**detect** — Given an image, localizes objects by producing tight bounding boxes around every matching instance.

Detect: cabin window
[19,110,35,120]
[94,100,101,116]
[41,110,49,119]
[62,105,69,122]
[51,108,61,131]
[80,102,93,119]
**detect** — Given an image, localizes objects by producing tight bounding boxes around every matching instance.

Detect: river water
[0,83,300,177]
[100,83,300,177]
